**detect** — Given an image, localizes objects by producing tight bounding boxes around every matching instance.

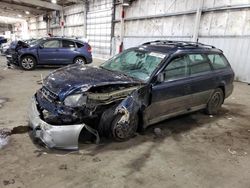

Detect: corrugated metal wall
[86,0,113,59]
[114,0,250,83]
[28,16,47,38]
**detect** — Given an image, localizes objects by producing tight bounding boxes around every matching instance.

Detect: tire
[111,113,138,142]
[205,88,224,115]
[20,55,36,70]
[74,56,86,64]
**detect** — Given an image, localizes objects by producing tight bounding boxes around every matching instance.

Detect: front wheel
[205,88,224,115]
[111,114,138,142]
[20,56,36,70]
[74,57,86,64]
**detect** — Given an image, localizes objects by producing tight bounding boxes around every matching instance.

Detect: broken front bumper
[28,96,92,150]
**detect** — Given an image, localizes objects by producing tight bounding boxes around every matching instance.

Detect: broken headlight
[64,94,87,107]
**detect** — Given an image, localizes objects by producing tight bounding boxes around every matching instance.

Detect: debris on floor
[92,157,101,162]
[59,164,68,170]
[228,148,248,156]
[154,128,163,137]
[0,97,9,108]
[36,80,43,85]
[0,129,11,149]
[3,179,15,186]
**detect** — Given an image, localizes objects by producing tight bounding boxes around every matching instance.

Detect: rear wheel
[20,55,36,70]
[205,88,224,115]
[74,56,86,64]
[111,113,138,142]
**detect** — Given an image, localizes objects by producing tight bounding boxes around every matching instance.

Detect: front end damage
[28,83,145,150]
[29,96,99,150]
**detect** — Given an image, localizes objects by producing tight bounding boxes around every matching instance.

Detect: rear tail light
[87,45,92,53]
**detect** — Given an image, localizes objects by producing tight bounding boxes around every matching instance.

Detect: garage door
[87,0,113,59]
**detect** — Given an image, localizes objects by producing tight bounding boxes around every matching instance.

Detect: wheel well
[218,85,225,98]
[74,56,86,63]
[20,54,37,63]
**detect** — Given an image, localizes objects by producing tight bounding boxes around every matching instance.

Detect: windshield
[100,49,166,81]
[29,38,44,47]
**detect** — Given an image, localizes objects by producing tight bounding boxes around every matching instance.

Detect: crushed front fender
[28,96,99,150]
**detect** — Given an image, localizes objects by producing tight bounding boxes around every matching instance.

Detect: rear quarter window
[76,42,84,48]
[188,54,212,74]
[208,54,229,70]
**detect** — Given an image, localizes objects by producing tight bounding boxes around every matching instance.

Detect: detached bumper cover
[28,96,89,150]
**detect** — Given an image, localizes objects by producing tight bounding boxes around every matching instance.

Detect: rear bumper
[28,96,99,150]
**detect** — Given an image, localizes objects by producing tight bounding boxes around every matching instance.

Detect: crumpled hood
[43,64,141,100]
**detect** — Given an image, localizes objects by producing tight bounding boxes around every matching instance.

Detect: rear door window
[62,40,75,48]
[164,56,189,81]
[208,54,229,70]
[188,54,212,75]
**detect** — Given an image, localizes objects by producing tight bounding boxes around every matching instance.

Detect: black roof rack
[142,40,215,49]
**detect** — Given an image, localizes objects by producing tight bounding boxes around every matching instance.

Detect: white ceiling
[0,16,25,24]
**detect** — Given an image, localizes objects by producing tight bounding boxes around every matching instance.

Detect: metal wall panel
[200,37,250,83]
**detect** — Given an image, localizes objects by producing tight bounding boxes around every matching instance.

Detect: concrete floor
[0,55,250,188]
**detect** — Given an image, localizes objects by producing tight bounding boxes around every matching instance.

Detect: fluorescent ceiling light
[51,0,57,4]
[18,14,22,18]
[25,11,30,15]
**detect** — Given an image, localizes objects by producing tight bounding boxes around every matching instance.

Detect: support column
[84,0,89,38]
[60,9,65,36]
[192,0,204,42]
[119,5,125,52]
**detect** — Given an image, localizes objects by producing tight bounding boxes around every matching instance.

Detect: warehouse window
[62,40,75,48]
[43,40,60,48]
[188,54,212,74]
[208,54,229,70]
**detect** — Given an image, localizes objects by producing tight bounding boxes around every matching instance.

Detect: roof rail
[142,40,215,49]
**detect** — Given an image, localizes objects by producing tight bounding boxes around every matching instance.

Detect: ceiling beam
[0,2,45,15]
[0,8,32,18]
[16,0,63,10]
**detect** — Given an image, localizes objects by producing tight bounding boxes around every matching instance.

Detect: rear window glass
[188,54,212,74]
[76,42,84,48]
[208,54,228,70]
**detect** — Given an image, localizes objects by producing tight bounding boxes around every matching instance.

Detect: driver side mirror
[156,72,165,83]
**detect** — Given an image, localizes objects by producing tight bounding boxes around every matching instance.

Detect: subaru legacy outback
[28,40,234,149]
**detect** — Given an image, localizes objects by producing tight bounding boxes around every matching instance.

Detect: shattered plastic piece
[0,129,11,149]
[228,148,237,155]
[227,117,233,120]
[209,115,213,118]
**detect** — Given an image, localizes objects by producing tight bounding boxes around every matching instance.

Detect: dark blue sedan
[6,37,92,70]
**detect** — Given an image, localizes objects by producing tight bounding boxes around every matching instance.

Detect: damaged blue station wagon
[29,41,234,149]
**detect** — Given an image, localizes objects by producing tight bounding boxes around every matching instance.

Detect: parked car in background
[0,42,10,55]
[0,36,7,45]
[6,37,92,70]
[28,40,234,149]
